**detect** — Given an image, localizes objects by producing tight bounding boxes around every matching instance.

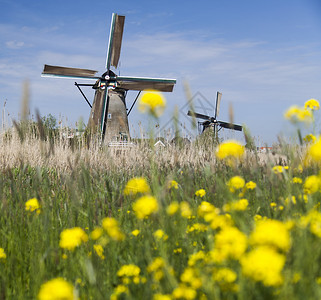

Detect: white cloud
[5,40,25,49]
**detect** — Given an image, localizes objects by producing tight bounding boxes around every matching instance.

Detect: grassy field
[1,97,321,299]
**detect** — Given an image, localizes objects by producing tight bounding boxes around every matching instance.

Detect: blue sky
[1,0,321,145]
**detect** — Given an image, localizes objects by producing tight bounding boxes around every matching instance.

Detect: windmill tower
[42,13,176,142]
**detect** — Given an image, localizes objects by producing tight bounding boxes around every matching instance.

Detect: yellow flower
[59,227,88,251]
[172,284,197,299]
[211,226,247,262]
[38,278,76,300]
[153,229,168,241]
[102,218,125,241]
[138,90,166,117]
[254,214,262,221]
[213,268,237,283]
[124,177,151,196]
[216,140,244,160]
[169,180,179,189]
[166,201,180,215]
[284,105,313,123]
[195,189,206,197]
[117,264,140,277]
[131,229,140,236]
[307,137,321,163]
[0,248,6,260]
[197,201,218,218]
[305,98,320,111]
[133,195,159,219]
[180,201,192,218]
[272,165,284,174]
[224,199,249,212]
[93,244,105,259]
[188,251,206,267]
[241,246,285,286]
[110,285,128,300]
[147,257,165,273]
[303,175,320,194]
[180,267,202,289]
[187,223,208,233]
[245,181,256,190]
[25,198,41,214]
[250,219,291,252]
[90,227,103,240]
[153,294,172,300]
[227,176,245,192]
[292,177,302,184]
[303,134,317,144]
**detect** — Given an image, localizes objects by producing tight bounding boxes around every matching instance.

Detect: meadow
[1,95,321,299]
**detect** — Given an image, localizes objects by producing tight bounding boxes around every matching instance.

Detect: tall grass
[0,123,320,299]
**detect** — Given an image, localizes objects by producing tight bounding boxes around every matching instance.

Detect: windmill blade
[116,76,176,92]
[217,120,242,131]
[187,110,211,121]
[105,14,125,70]
[100,86,110,139]
[214,92,222,119]
[42,65,99,80]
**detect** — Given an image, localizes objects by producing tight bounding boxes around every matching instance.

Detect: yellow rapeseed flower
[303,175,320,194]
[307,137,321,163]
[227,176,245,192]
[213,267,237,283]
[305,98,320,111]
[102,218,125,241]
[90,227,103,240]
[169,180,179,189]
[241,246,286,286]
[131,229,140,236]
[216,140,245,160]
[195,189,206,197]
[292,177,302,184]
[180,201,192,218]
[284,105,313,123]
[180,267,202,289]
[25,198,41,214]
[93,244,105,260]
[153,229,168,241]
[59,227,88,251]
[133,195,159,219]
[245,181,256,190]
[211,226,247,262]
[138,90,166,117]
[0,248,6,260]
[224,199,249,212]
[117,264,140,277]
[272,165,284,174]
[303,134,317,144]
[124,177,151,196]
[166,201,180,215]
[250,219,291,252]
[38,277,76,300]
[172,284,197,299]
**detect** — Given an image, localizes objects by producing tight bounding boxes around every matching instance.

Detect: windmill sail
[187,110,211,121]
[217,120,242,131]
[215,92,222,119]
[42,65,99,80]
[116,76,176,92]
[106,14,125,70]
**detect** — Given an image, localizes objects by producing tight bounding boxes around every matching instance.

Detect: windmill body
[42,13,176,142]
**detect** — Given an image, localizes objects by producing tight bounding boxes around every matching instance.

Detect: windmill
[187,92,242,139]
[42,13,176,142]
